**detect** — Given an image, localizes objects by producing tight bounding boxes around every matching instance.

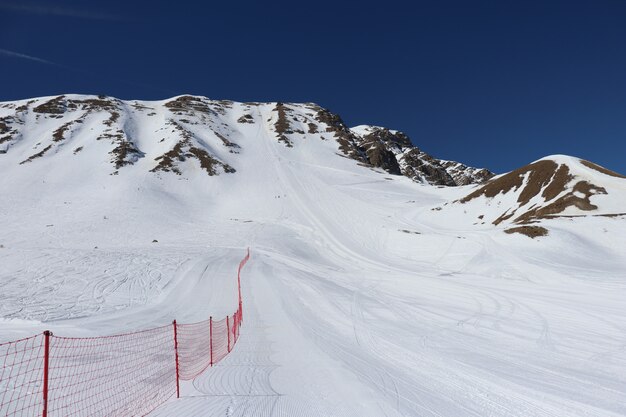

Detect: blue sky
[1,0,625,173]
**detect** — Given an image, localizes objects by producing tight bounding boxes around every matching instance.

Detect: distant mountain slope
[0,94,492,186]
[430,155,626,237]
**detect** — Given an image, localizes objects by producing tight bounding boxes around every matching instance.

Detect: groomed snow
[1,98,625,416]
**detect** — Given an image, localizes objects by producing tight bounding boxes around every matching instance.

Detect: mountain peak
[437,155,626,234]
[0,94,492,186]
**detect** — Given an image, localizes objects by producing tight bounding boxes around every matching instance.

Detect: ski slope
[1,98,625,416]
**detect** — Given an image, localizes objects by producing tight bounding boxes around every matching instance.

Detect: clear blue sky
[1,0,625,173]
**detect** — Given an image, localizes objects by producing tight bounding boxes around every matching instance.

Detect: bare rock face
[361,140,402,175]
[313,106,367,163]
[439,161,494,186]
[399,148,456,186]
[358,127,407,175]
[349,125,494,186]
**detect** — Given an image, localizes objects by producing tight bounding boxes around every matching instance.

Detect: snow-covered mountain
[428,155,626,237]
[0,94,492,185]
[1,94,625,417]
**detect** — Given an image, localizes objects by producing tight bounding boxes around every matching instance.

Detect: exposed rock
[110,139,143,170]
[580,160,626,179]
[273,103,294,147]
[237,114,254,124]
[20,145,53,164]
[439,161,494,185]
[52,121,74,142]
[165,95,213,115]
[349,125,493,185]
[361,140,401,174]
[505,226,548,238]
[33,96,68,114]
[3,94,493,186]
[151,120,235,176]
[314,107,367,163]
[400,149,456,186]
[460,160,563,205]
[457,157,623,227]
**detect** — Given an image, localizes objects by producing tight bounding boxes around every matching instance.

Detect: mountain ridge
[0,94,493,186]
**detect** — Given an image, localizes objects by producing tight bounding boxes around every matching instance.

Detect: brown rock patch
[151,120,235,176]
[52,121,73,142]
[20,145,52,164]
[237,114,254,124]
[580,160,626,179]
[461,160,561,205]
[314,107,367,162]
[273,103,293,147]
[33,96,67,114]
[505,226,548,238]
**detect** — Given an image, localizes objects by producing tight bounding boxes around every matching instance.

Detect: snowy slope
[427,154,626,237]
[1,95,625,416]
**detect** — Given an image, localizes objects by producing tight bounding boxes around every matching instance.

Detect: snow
[1,96,625,416]
[350,124,400,136]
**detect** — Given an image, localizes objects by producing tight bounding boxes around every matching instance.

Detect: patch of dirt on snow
[505,226,548,238]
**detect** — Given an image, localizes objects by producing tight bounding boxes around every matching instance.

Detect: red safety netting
[175,319,211,381]
[48,326,175,417]
[0,248,250,416]
[0,335,44,416]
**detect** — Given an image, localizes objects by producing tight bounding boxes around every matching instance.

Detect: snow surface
[1,97,625,416]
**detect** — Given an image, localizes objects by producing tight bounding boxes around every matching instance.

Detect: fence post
[42,330,52,417]
[172,320,180,398]
[227,316,231,353]
[209,316,213,367]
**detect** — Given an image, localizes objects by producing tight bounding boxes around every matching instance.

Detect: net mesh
[0,335,44,416]
[48,326,175,416]
[0,249,249,416]
[176,319,211,381]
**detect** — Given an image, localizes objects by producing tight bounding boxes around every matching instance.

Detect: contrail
[0,48,62,66]
[0,1,122,21]
[0,48,177,96]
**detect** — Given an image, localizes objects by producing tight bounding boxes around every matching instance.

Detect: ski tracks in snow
[152,267,282,417]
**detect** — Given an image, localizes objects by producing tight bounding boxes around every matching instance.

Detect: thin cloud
[0,1,122,21]
[0,48,177,97]
[0,48,62,66]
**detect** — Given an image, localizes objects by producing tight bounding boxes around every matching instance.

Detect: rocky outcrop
[349,125,494,186]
